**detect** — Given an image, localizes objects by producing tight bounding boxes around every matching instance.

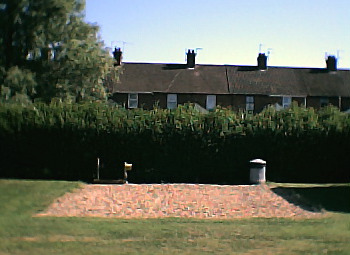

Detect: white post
[97,158,100,180]
[124,169,128,184]
[124,162,132,184]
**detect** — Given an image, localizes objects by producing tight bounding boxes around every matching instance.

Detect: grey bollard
[249,159,266,184]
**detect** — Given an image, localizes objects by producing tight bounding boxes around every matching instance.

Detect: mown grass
[0,179,349,254]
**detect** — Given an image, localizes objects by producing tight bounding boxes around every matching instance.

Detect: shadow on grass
[271,186,350,213]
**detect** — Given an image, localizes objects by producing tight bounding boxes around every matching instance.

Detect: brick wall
[341,97,350,111]
[111,93,128,107]
[292,97,306,106]
[177,94,206,107]
[111,93,349,112]
[306,96,340,109]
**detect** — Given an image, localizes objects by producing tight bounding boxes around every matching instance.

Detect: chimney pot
[113,47,122,66]
[257,53,267,70]
[187,49,196,68]
[326,55,337,72]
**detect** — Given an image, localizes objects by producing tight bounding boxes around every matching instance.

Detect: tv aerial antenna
[337,50,344,66]
[266,48,273,58]
[111,41,133,52]
[195,47,203,53]
[184,47,203,61]
[259,43,272,59]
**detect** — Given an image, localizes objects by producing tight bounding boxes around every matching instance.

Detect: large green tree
[0,0,113,103]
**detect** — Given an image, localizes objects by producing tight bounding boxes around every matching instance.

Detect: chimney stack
[186,49,196,68]
[326,55,337,72]
[257,53,267,70]
[113,47,122,66]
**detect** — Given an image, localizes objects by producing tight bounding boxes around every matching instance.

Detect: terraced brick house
[108,49,350,112]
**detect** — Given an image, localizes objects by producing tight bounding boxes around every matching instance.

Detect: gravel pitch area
[37,184,322,219]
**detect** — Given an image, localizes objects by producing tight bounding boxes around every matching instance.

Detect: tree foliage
[0,0,113,103]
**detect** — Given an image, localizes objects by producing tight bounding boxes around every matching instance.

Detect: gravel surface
[37,184,323,219]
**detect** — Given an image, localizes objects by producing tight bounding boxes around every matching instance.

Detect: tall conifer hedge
[1,102,349,183]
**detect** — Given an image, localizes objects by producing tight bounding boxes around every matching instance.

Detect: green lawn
[0,180,349,254]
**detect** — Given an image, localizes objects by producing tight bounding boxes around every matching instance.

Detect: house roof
[296,68,350,97]
[111,62,350,97]
[227,66,304,96]
[113,63,229,94]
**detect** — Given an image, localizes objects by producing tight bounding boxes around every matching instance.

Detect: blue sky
[85,0,350,69]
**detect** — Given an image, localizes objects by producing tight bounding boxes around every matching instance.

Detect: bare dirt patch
[37,184,323,219]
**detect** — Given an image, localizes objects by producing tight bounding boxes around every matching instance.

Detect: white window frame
[282,96,292,108]
[167,94,177,109]
[206,95,216,110]
[128,93,138,108]
[246,96,254,111]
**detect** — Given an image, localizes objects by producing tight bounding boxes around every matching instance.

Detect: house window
[206,95,216,110]
[282,96,292,108]
[246,96,254,112]
[128,93,138,108]
[320,97,329,107]
[167,94,177,109]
